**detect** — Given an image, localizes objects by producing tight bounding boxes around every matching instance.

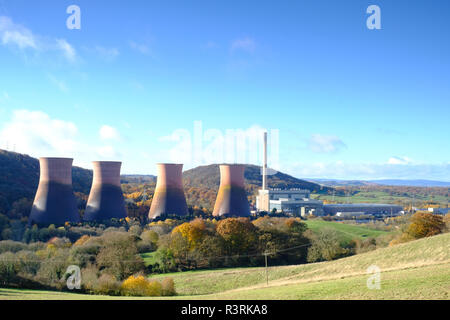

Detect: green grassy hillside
[304,220,390,244]
[2,233,448,300]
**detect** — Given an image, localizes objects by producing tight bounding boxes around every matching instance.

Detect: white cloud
[387,156,413,165]
[0,15,76,62]
[99,125,121,141]
[129,41,151,55]
[0,16,37,49]
[56,39,76,62]
[308,134,346,153]
[0,110,80,157]
[231,37,256,53]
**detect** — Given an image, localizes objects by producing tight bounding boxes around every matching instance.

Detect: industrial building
[84,161,127,221]
[323,204,403,217]
[255,132,324,217]
[257,189,324,216]
[29,157,80,225]
[213,164,251,217]
[148,163,189,219]
[254,132,403,219]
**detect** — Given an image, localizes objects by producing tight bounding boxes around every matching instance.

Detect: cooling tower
[148,163,188,219]
[213,164,250,217]
[29,157,80,225]
[84,161,127,221]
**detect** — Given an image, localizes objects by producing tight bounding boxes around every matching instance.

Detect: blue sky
[0,0,449,180]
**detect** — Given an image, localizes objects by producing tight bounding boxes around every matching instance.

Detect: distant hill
[0,150,330,214]
[121,175,156,184]
[0,149,92,213]
[308,178,450,188]
[368,179,450,187]
[184,164,330,192]
[306,178,376,187]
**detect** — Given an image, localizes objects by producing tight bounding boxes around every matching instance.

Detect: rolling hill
[183,164,330,191]
[1,232,448,300]
[0,150,329,214]
[0,149,92,213]
[308,178,450,188]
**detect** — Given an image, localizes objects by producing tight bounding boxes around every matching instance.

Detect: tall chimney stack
[29,157,80,225]
[148,163,188,219]
[262,131,267,191]
[84,161,127,221]
[213,164,250,217]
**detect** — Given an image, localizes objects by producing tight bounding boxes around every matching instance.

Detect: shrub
[81,265,99,293]
[0,240,27,254]
[0,252,18,285]
[161,277,176,296]
[120,275,162,296]
[140,230,159,244]
[93,274,121,296]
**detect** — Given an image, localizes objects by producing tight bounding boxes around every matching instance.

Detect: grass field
[1,232,448,300]
[303,219,391,244]
[141,251,157,267]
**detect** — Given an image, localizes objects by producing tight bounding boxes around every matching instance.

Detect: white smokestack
[262,131,267,190]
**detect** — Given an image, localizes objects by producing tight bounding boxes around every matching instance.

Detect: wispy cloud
[308,134,346,153]
[129,41,151,55]
[91,45,119,61]
[387,156,413,165]
[0,15,77,62]
[47,74,69,93]
[56,39,76,62]
[0,16,37,49]
[285,160,450,180]
[230,37,256,54]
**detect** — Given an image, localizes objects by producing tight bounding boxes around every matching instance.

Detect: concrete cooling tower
[213,164,250,217]
[84,161,127,221]
[148,163,188,219]
[29,157,80,225]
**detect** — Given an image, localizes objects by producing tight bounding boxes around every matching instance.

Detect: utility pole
[264,252,269,286]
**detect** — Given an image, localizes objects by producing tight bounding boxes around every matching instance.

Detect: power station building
[29,157,80,225]
[323,204,403,217]
[213,164,251,217]
[257,189,324,216]
[255,132,324,217]
[84,161,127,221]
[148,163,189,219]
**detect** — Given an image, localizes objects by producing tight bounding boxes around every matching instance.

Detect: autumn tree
[216,218,257,256]
[96,232,145,280]
[405,212,445,239]
[307,228,343,262]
